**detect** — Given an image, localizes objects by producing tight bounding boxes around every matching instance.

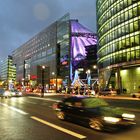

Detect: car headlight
[12,92,16,95]
[4,91,9,96]
[103,117,121,123]
[122,113,135,119]
[19,92,22,95]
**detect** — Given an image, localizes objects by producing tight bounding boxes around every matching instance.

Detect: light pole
[52,72,57,93]
[41,65,45,97]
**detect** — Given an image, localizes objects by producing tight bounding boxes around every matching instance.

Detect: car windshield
[82,98,109,108]
[11,89,18,92]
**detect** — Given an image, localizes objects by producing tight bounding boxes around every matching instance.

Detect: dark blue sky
[0,0,97,62]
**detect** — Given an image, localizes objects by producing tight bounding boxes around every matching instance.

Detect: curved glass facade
[97,0,140,93]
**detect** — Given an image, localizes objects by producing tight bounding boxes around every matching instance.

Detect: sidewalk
[99,95,140,101]
[24,92,140,101]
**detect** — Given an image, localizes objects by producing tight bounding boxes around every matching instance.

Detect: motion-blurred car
[53,96,136,131]
[99,88,117,96]
[131,92,140,98]
[10,89,22,97]
[0,88,12,98]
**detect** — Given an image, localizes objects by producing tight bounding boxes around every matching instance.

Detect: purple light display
[71,20,97,60]
[70,20,97,81]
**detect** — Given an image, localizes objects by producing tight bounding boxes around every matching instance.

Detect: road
[0,95,140,140]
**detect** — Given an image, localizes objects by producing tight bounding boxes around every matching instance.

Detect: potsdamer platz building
[97,0,140,94]
[12,13,97,90]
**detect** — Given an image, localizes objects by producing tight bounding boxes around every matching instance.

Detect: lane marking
[0,103,28,115]
[31,116,86,139]
[25,101,37,104]
[28,97,60,102]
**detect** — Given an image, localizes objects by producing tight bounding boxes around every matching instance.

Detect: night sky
[0,0,97,62]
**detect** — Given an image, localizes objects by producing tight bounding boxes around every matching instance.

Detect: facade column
[116,67,122,94]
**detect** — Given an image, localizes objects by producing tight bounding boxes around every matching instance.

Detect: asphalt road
[0,95,140,140]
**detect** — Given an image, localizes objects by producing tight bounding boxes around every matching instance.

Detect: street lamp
[93,65,97,69]
[41,65,45,97]
[52,72,57,93]
[22,78,25,86]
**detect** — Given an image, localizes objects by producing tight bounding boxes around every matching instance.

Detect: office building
[97,0,140,93]
[1,55,16,88]
[12,14,97,90]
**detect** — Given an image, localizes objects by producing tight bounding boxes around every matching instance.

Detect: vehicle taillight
[52,103,58,109]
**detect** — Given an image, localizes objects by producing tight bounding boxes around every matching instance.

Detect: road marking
[10,98,36,104]
[31,116,87,139]
[28,96,60,102]
[25,101,37,104]
[0,103,28,115]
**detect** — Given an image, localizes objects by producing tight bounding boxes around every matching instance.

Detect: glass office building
[97,0,140,93]
[1,55,16,88]
[13,21,57,88]
[12,14,97,90]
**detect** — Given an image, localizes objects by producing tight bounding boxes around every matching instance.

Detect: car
[99,88,117,96]
[53,96,136,131]
[0,88,12,98]
[10,89,22,97]
[131,92,140,98]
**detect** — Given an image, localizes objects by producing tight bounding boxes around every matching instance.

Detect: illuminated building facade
[12,14,97,90]
[1,55,16,87]
[97,0,140,93]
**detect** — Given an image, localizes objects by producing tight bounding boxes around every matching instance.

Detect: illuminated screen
[70,20,97,80]
[71,20,97,60]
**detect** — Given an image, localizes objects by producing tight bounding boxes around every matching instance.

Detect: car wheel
[132,95,136,98]
[89,118,103,131]
[56,111,65,120]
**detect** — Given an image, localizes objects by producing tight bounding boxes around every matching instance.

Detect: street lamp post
[41,66,45,97]
[52,72,57,93]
